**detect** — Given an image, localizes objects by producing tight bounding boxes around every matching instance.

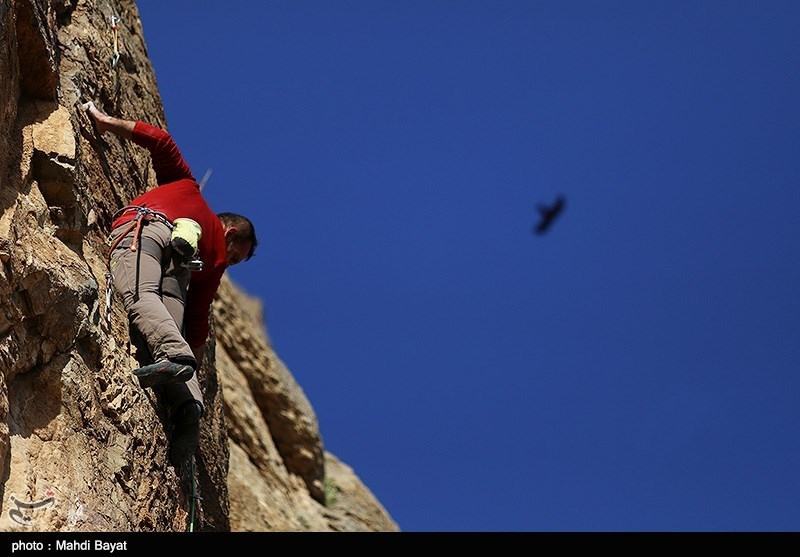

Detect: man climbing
[83,102,258,467]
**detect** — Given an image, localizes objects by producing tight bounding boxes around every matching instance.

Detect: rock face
[0,0,397,532]
[215,278,398,532]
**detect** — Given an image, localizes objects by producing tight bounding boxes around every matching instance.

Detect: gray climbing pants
[108,219,204,412]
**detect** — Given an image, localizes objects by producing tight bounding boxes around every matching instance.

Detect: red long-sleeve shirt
[111,121,227,348]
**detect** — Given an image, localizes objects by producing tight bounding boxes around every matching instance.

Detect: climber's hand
[81,101,113,134]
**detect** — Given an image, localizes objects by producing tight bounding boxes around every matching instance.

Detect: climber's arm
[82,101,134,138]
[82,102,194,184]
[185,266,224,354]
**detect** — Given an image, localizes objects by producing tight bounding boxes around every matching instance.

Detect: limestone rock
[322,452,399,532]
[15,0,59,100]
[214,278,325,503]
[218,280,398,532]
[0,0,396,532]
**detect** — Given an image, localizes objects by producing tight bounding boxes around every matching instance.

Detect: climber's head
[218,213,258,266]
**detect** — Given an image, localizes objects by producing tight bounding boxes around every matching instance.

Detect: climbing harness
[103,206,173,327]
[108,206,174,254]
[102,206,204,326]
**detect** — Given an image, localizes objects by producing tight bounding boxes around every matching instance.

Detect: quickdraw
[111,16,121,68]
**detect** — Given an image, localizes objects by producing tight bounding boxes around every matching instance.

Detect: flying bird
[533,195,566,235]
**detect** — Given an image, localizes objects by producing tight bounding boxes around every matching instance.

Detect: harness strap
[107,206,173,260]
[130,215,146,252]
[106,218,138,260]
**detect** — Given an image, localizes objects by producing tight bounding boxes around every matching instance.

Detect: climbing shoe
[170,401,203,467]
[133,360,194,388]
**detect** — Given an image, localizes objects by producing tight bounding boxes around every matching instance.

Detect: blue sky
[135,1,800,531]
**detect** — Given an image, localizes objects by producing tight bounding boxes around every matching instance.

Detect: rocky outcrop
[0,0,396,532]
[215,278,397,531]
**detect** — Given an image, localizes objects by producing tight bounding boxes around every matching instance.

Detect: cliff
[0,0,397,532]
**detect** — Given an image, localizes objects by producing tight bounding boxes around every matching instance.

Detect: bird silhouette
[533,195,566,235]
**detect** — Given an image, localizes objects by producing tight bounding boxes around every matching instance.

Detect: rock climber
[82,101,258,467]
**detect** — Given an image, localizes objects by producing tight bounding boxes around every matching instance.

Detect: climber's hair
[217,212,258,261]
